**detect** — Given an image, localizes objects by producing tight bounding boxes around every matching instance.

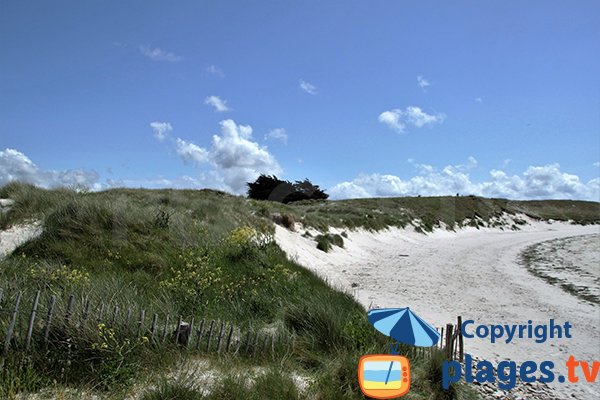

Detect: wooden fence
[0,288,287,368]
[1,288,465,368]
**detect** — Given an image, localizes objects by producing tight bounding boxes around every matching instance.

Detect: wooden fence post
[445,323,453,360]
[43,295,57,344]
[25,290,41,352]
[2,292,22,361]
[457,316,464,362]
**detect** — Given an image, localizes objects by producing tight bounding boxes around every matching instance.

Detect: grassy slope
[1,183,597,399]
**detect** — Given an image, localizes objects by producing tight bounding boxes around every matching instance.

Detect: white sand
[275,219,600,399]
[0,221,42,258]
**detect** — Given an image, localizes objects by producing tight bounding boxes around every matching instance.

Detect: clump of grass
[315,233,344,252]
[272,212,296,230]
[427,350,458,399]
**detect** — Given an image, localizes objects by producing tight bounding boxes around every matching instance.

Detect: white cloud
[171,119,281,194]
[593,161,600,167]
[266,128,288,144]
[475,97,483,103]
[150,121,173,141]
[417,75,431,91]
[139,46,183,62]
[379,106,445,133]
[0,148,101,190]
[378,110,406,133]
[330,159,599,201]
[206,65,224,77]
[299,79,317,95]
[175,138,210,164]
[204,95,230,112]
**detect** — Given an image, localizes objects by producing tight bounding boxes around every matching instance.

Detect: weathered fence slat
[252,332,259,356]
[216,321,225,353]
[195,319,205,350]
[206,320,215,351]
[64,295,75,324]
[244,330,252,354]
[234,328,241,353]
[187,317,195,348]
[150,313,158,342]
[82,299,90,321]
[126,307,132,325]
[25,290,41,352]
[175,316,183,344]
[98,303,105,321]
[138,309,146,337]
[111,306,119,325]
[225,324,234,352]
[445,323,454,359]
[43,295,57,344]
[162,314,170,343]
[3,292,22,356]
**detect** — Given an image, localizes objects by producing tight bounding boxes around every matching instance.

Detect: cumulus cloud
[150,121,173,141]
[475,97,483,103]
[299,79,317,95]
[139,46,183,62]
[330,159,599,201]
[170,119,281,194]
[266,128,288,144]
[0,148,101,190]
[378,106,445,133]
[204,95,230,112]
[417,75,431,91]
[175,138,210,164]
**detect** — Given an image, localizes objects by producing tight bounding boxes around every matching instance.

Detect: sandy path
[275,221,600,399]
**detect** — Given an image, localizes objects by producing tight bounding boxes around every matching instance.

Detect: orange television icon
[358,354,410,399]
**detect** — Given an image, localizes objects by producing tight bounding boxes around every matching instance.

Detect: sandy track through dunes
[275,221,600,399]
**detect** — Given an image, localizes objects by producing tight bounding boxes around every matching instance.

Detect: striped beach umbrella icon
[367,307,440,347]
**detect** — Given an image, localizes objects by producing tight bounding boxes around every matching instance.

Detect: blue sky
[1,0,599,200]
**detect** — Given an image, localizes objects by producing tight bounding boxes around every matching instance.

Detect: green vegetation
[2,183,596,398]
[263,194,600,232]
[315,233,344,252]
[0,183,484,399]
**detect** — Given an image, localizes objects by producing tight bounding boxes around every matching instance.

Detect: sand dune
[275,220,600,399]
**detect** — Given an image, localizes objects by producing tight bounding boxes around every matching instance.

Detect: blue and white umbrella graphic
[367,307,440,347]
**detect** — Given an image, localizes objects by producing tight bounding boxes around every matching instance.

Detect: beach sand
[275,219,600,399]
